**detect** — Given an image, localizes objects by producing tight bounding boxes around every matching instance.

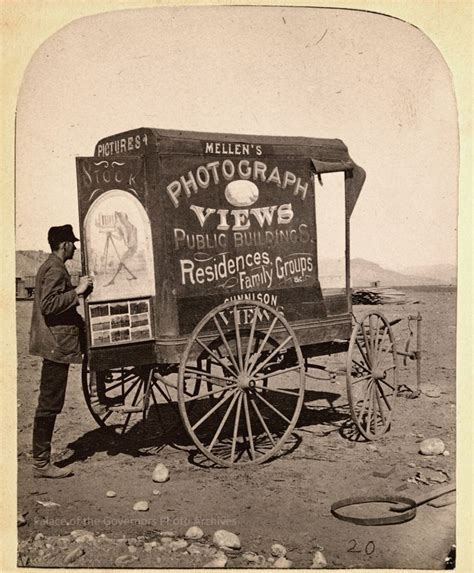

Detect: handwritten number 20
[348,540,375,555]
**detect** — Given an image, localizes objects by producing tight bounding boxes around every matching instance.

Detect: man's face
[64,241,76,261]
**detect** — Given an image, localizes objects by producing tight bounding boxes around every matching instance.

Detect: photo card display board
[88,297,152,346]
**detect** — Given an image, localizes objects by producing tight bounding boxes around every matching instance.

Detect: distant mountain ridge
[16,251,452,286]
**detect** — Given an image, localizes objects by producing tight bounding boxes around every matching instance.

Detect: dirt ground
[17,287,456,569]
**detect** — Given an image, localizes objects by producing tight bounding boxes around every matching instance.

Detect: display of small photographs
[89,298,151,346]
[130,301,148,314]
[110,302,129,315]
[90,304,109,318]
[131,327,151,341]
[111,315,130,328]
[111,328,131,342]
[92,331,111,345]
[131,313,149,327]
[92,320,111,332]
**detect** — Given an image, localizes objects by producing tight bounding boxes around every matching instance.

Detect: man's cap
[48,224,79,244]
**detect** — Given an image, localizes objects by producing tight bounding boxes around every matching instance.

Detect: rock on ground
[213,529,241,550]
[185,525,204,540]
[64,547,85,564]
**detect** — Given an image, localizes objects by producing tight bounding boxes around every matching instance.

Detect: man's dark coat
[29,254,84,363]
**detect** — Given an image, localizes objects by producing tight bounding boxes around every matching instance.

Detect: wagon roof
[94,127,353,162]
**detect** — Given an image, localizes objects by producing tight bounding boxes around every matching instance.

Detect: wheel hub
[237,372,253,389]
[372,368,386,380]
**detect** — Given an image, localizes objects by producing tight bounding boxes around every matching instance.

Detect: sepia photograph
[6,1,470,570]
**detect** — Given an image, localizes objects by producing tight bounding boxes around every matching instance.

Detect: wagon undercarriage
[82,301,421,467]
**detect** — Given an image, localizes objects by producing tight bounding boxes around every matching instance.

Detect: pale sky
[15,5,458,269]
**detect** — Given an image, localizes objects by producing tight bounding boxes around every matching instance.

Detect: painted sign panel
[84,190,155,302]
[161,153,324,329]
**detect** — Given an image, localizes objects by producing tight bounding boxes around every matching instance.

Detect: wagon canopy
[94,127,365,215]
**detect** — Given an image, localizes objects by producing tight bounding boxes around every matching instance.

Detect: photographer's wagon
[76,127,404,466]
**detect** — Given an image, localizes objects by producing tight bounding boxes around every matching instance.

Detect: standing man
[29,225,93,478]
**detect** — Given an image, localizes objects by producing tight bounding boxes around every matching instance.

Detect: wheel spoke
[244,311,259,373]
[255,364,301,380]
[253,385,300,397]
[184,367,235,386]
[185,385,234,403]
[252,389,292,425]
[379,377,395,392]
[249,394,276,446]
[377,381,393,411]
[246,316,279,373]
[374,383,387,425]
[233,306,244,371]
[350,374,372,385]
[208,391,241,452]
[356,380,373,422]
[360,322,372,367]
[121,380,144,434]
[351,359,371,375]
[249,336,292,379]
[230,393,244,463]
[356,337,372,370]
[195,338,239,378]
[374,326,389,366]
[212,316,240,375]
[191,388,238,431]
[243,394,255,460]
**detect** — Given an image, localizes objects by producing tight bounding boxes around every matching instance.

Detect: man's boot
[32,416,72,478]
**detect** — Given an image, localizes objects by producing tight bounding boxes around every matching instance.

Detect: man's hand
[75,275,93,296]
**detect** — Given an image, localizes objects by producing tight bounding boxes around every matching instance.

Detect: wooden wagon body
[76,128,407,467]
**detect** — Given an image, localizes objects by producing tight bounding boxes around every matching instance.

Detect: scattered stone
[115,554,139,566]
[161,537,173,545]
[156,556,162,563]
[144,542,153,552]
[372,466,395,478]
[367,444,378,452]
[127,538,138,546]
[71,530,94,542]
[273,556,292,568]
[271,543,287,558]
[128,545,138,554]
[185,525,204,540]
[159,531,175,537]
[75,533,94,543]
[38,549,45,556]
[45,543,53,549]
[311,550,328,569]
[152,463,170,483]
[150,541,158,547]
[36,500,60,508]
[420,383,441,398]
[153,489,161,496]
[395,483,408,491]
[35,533,45,541]
[17,514,27,527]
[64,547,84,564]
[187,543,203,555]
[443,450,450,456]
[204,551,228,568]
[408,462,416,468]
[169,539,189,551]
[133,500,149,511]
[106,490,117,498]
[213,529,241,550]
[243,551,260,563]
[419,438,445,456]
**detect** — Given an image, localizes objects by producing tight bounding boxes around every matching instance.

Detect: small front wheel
[346,312,399,440]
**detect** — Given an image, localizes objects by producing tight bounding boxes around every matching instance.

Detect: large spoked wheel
[82,360,179,439]
[346,311,399,440]
[178,300,305,467]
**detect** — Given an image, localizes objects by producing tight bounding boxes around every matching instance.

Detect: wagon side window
[314,172,346,294]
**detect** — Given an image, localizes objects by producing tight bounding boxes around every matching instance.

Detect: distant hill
[16,250,449,287]
[350,258,447,286]
[16,250,82,278]
[394,263,457,286]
